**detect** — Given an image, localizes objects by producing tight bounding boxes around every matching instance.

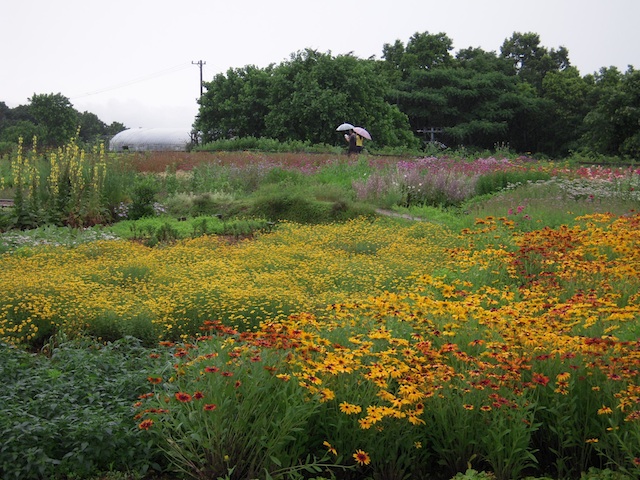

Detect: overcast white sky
[2,0,638,130]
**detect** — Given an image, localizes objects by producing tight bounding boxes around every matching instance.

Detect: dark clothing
[347,132,358,155]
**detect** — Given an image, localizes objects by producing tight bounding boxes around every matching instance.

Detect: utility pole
[192,60,206,98]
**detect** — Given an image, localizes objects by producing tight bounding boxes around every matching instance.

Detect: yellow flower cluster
[0,218,456,344]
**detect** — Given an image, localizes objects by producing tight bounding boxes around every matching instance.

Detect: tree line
[0,93,126,153]
[195,31,639,158]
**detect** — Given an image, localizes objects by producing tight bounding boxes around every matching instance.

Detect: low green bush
[474,169,552,196]
[0,337,169,479]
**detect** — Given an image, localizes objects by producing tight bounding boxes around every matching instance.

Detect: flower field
[1,152,640,479]
[3,210,639,478]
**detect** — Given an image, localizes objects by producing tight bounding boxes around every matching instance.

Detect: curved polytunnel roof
[109,128,193,152]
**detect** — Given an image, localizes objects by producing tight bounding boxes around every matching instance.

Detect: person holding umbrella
[336,123,358,156]
[336,123,370,156]
[353,127,371,154]
[345,129,358,155]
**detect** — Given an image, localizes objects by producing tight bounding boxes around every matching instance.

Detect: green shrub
[0,338,168,479]
[475,169,551,196]
[127,176,158,220]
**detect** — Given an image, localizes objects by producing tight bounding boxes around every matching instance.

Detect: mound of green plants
[0,336,169,480]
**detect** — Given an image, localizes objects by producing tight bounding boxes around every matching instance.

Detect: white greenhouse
[109,128,193,152]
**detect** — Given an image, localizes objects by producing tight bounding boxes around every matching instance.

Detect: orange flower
[147,376,162,384]
[353,449,371,466]
[193,391,205,400]
[138,419,153,430]
[175,392,192,403]
[204,404,217,411]
[532,373,549,387]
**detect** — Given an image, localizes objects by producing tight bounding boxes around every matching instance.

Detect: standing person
[344,129,358,156]
[355,133,364,153]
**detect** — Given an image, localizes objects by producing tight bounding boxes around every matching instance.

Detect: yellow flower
[318,388,335,402]
[598,405,613,415]
[358,417,373,430]
[339,401,362,415]
[323,441,337,456]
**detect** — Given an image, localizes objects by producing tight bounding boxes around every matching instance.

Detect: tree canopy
[0,95,126,150]
[194,31,638,157]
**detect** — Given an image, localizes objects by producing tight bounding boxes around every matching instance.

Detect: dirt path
[375,209,428,222]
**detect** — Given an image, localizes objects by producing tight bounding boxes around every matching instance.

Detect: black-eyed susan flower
[353,449,371,466]
[339,401,362,414]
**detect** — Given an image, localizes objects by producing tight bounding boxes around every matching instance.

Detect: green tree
[382,31,453,81]
[0,102,9,130]
[77,111,107,143]
[500,32,570,91]
[583,67,640,157]
[196,65,272,142]
[541,67,591,155]
[0,120,46,144]
[105,121,127,136]
[196,49,417,148]
[388,45,527,149]
[28,93,78,147]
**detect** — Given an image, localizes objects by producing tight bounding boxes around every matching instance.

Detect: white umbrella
[336,123,355,131]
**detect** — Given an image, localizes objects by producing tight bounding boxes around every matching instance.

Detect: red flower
[175,392,192,403]
[204,366,219,373]
[138,419,154,430]
[147,376,162,384]
[193,391,205,400]
[204,404,217,411]
[532,373,550,387]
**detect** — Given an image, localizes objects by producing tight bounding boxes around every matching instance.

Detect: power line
[70,63,192,99]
